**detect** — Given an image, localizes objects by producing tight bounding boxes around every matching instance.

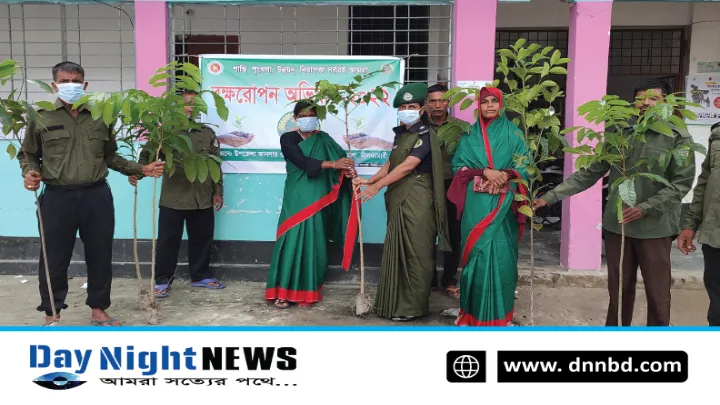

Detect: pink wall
[134,1,169,97]
[561,1,613,271]
[451,0,498,123]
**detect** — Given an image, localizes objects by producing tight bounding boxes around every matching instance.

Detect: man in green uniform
[425,83,469,300]
[129,90,224,298]
[678,122,720,325]
[18,61,165,326]
[355,82,451,321]
[534,79,696,326]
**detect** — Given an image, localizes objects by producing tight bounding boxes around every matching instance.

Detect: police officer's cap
[393,82,428,108]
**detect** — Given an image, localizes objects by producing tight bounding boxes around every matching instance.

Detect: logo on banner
[29,345,298,388]
[207,61,223,75]
[446,351,486,383]
[33,372,87,390]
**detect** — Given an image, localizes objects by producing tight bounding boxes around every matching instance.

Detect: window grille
[170,3,452,85]
[0,3,136,103]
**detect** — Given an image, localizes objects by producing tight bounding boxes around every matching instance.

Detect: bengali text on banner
[199,55,404,175]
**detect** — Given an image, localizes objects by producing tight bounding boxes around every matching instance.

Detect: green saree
[265,131,358,305]
[450,87,529,326]
[375,125,451,320]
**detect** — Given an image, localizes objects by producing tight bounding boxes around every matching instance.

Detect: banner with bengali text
[199,55,404,175]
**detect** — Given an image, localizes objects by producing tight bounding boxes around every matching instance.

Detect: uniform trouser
[702,244,720,326]
[37,181,115,316]
[155,206,215,285]
[432,179,462,288]
[604,231,672,326]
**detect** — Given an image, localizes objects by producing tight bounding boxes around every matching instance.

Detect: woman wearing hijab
[265,101,359,309]
[446,87,530,326]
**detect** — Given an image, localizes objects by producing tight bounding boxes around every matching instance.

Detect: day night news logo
[30,345,297,390]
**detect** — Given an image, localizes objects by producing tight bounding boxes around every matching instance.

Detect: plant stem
[149,145,162,306]
[619,221,625,327]
[34,191,57,320]
[344,109,365,296]
[133,185,143,290]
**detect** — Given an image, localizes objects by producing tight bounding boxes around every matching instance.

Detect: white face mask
[398,109,420,125]
[55,83,85,104]
[296,117,319,132]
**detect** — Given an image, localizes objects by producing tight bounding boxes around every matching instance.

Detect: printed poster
[686,74,720,125]
[199,55,404,175]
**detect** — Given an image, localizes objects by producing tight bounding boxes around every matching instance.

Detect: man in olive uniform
[534,79,696,326]
[678,122,720,325]
[355,82,451,321]
[425,83,469,300]
[129,90,224,298]
[19,61,165,326]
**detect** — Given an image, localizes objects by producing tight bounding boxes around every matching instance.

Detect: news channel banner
[1,326,718,403]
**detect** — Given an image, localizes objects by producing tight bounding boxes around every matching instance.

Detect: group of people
[18,61,720,328]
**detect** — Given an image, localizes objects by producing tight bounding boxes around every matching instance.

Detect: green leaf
[518,205,534,218]
[164,148,174,172]
[449,91,467,107]
[208,158,222,183]
[618,178,636,207]
[196,156,209,183]
[459,98,474,111]
[35,101,56,111]
[6,142,17,160]
[668,114,686,130]
[550,50,561,65]
[102,100,114,126]
[513,38,527,50]
[541,62,550,77]
[533,223,543,231]
[616,195,624,222]
[184,156,198,182]
[210,91,229,121]
[549,67,568,75]
[636,172,671,188]
[650,121,673,137]
[27,79,54,94]
[175,75,201,92]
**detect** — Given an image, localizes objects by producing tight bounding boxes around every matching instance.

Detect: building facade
[0,0,718,273]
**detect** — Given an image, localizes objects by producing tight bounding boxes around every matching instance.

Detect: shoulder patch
[212,138,219,147]
[413,139,423,149]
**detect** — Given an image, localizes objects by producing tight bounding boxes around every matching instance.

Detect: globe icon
[453,355,480,379]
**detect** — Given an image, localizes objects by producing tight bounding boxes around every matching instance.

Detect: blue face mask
[398,109,420,125]
[56,83,85,104]
[297,117,319,132]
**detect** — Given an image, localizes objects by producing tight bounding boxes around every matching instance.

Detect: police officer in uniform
[129,90,225,298]
[19,61,165,326]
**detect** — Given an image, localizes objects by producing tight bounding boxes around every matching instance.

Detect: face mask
[398,109,420,125]
[56,83,85,104]
[297,117,318,132]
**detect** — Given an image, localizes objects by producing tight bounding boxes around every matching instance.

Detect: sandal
[274,299,290,309]
[445,285,460,300]
[155,284,171,298]
[90,317,121,327]
[191,278,225,289]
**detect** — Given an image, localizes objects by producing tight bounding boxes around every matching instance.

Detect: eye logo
[33,372,86,390]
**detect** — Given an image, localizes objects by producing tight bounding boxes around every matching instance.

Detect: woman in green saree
[265,101,359,309]
[447,87,529,326]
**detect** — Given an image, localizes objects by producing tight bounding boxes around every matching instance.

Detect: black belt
[44,180,107,191]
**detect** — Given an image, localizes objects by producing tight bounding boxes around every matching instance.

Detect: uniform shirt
[427,115,469,180]
[279,131,323,178]
[683,130,720,248]
[139,125,223,211]
[18,99,144,186]
[543,127,696,239]
[392,121,432,174]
